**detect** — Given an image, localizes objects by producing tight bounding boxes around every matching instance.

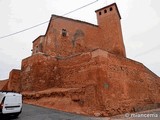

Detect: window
[104,9,107,13]
[99,11,101,15]
[39,43,43,52]
[110,7,113,11]
[35,46,38,53]
[62,29,67,37]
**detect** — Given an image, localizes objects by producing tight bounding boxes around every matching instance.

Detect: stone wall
[0,3,159,117]
[0,80,8,90]
[94,50,160,115]
[15,49,160,116]
[32,3,126,57]
[7,69,21,92]
[52,49,160,115]
[21,53,59,91]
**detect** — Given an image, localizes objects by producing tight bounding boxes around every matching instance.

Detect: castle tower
[95,3,126,57]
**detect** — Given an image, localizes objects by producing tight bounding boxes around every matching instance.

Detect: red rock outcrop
[0,3,160,117]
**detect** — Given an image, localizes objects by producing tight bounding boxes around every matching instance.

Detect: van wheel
[13,113,20,118]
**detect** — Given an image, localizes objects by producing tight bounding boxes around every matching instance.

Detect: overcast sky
[0,0,160,80]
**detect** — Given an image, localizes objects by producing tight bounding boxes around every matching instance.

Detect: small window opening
[110,7,113,11]
[62,29,67,37]
[104,9,107,13]
[99,11,101,15]
[35,46,38,53]
[39,43,43,52]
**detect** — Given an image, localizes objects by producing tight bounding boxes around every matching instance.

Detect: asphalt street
[1,104,160,120]
[0,104,106,120]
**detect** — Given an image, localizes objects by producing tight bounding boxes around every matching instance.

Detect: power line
[62,0,98,16]
[0,21,49,39]
[0,0,98,40]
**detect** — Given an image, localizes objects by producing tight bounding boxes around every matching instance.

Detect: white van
[0,91,22,117]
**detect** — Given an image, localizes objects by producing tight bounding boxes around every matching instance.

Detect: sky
[0,0,160,80]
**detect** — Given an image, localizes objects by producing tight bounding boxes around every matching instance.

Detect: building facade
[32,3,126,57]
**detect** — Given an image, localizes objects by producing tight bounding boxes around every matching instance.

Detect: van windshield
[5,96,21,104]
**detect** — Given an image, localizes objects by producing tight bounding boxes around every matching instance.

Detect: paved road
[0,104,106,120]
[1,104,160,120]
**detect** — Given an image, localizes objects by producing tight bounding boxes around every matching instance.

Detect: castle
[0,3,160,116]
[32,3,125,58]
